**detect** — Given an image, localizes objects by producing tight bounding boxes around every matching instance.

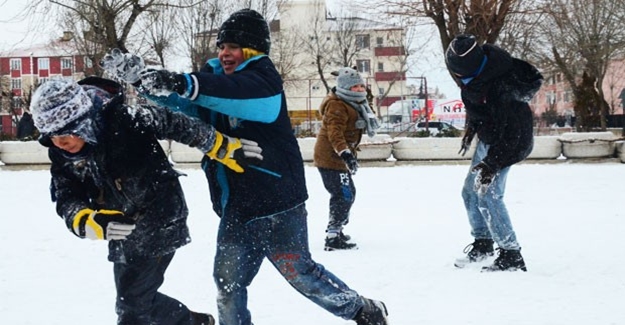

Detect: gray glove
[99,48,145,84]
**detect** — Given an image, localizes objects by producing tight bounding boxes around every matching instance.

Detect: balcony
[375,71,405,82]
[374,46,405,57]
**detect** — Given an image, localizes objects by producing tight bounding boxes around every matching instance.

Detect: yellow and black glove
[206,131,263,173]
[72,208,136,241]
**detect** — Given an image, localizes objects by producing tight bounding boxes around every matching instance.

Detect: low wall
[1,133,622,165]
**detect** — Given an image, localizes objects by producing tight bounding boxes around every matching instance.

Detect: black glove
[138,69,187,95]
[471,161,496,194]
[72,208,136,240]
[458,128,476,156]
[340,150,359,175]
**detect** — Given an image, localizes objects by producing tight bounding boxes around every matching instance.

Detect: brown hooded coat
[313,91,363,170]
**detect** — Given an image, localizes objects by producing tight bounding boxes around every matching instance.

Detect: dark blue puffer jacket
[145,56,308,223]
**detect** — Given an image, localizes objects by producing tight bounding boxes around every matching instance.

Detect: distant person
[16,111,37,139]
[103,8,389,325]
[445,34,543,272]
[30,76,263,325]
[313,67,380,251]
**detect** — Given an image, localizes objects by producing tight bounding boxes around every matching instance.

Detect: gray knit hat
[334,67,365,91]
[30,78,92,134]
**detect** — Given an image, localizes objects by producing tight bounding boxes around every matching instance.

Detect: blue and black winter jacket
[146,56,308,223]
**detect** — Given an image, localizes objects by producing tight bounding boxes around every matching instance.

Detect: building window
[12,96,23,109]
[10,59,21,71]
[38,77,49,85]
[376,37,383,47]
[356,60,370,73]
[378,87,384,96]
[377,62,384,72]
[356,34,370,49]
[38,58,50,70]
[11,78,22,90]
[84,56,93,68]
[61,57,72,69]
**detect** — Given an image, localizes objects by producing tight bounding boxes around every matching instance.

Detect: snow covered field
[1,162,624,325]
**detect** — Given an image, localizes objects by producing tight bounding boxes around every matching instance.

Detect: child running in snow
[30,76,263,325]
[103,8,389,325]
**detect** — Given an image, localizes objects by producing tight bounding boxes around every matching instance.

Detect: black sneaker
[324,235,357,251]
[482,248,527,272]
[339,231,352,242]
[354,297,389,325]
[454,239,494,268]
[190,311,215,325]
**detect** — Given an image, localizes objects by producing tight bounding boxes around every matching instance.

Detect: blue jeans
[461,141,520,250]
[213,203,363,325]
[114,252,192,325]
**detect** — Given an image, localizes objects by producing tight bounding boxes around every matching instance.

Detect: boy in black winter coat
[30,76,262,325]
[102,8,389,325]
[445,34,543,272]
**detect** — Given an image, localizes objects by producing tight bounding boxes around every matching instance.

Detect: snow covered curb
[558,132,620,159]
[1,135,622,165]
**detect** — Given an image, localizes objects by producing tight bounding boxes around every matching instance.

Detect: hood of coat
[461,44,543,103]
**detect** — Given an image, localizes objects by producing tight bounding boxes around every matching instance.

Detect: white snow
[1,162,624,324]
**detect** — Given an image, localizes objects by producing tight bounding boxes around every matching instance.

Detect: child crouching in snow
[30,76,263,325]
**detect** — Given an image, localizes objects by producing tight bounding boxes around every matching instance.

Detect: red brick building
[0,34,93,136]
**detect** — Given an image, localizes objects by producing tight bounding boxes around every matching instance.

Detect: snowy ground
[1,161,624,325]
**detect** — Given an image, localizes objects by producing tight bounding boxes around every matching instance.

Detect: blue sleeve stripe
[193,93,282,123]
[143,93,200,118]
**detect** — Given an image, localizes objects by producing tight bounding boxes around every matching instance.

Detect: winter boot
[482,248,527,272]
[324,233,357,251]
[454,238,494,268]
[339,231,352,242]
[353,297,389,325]
[190,311,215,325]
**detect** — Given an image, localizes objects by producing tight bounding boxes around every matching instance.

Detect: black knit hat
[216,9,271,54]
[445,34,485,77]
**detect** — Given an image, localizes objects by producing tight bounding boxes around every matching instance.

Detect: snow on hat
[334,67,365,91]
[445,34,485,77]
[30,78,92,134]
[216,9,271,54]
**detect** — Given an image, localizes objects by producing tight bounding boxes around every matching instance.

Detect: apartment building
[532,59,625,127]
[279,0,408,127]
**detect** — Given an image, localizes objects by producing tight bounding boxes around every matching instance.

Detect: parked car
[415,121,462,136]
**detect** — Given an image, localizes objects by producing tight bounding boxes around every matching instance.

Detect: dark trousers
[114,252,192,325]
[318,168,356,233]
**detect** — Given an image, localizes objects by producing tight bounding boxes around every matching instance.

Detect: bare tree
[537,0,625,131]
[176,0,229,72]
[143,5,179,68]
[272,27,304,85]
[298,7,337,93]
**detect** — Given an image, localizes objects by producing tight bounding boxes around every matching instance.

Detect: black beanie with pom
[216,9,271,54]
